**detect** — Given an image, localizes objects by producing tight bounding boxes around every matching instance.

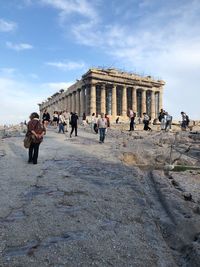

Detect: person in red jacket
[27,112,45,164]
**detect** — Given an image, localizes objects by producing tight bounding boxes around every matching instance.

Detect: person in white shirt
[165,112,172,131]
[143,113,152,131]
[63,110,70,132]
[91,113,96,132]
[58,112,65,134]
[97,113,107,143]
[128,108,135,131]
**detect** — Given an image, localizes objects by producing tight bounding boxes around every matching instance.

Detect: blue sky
[0,0,200,124]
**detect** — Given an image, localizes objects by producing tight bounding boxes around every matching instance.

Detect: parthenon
[39,68,165,120]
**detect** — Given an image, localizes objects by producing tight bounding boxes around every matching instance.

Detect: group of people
[90,113,110,134]
[26,108,191,165]
[25,110,79,165]
[42,110,78,137]
[158,109,190,131]
[128,109,152,132]
[127,109,152,131]
[25,110,110,165]
[158,109,173,131]
[127,108,190,132]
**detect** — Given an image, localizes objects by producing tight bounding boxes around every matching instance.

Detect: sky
[0,0,200,125]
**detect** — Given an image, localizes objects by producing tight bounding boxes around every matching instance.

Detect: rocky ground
[0,124,200,267]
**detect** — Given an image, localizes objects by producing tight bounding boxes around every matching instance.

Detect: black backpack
[158,114,162,122]
[186,115,190,124]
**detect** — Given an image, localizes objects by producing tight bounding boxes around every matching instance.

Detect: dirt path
[0,128,199,266]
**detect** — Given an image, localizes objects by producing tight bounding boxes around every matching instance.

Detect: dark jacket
[70,113,79,125]
[42,112,50,121]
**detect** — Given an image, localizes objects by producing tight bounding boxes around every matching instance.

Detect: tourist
[82,112,87,126]
[52,111,58,128]
[91,113,96,132]
[116,117,119,124]
[58,112,65,134]
[128,108,135,131]
[143,113,152,131]
[105,114,110,136]
[63,110,70,132]
[42,109,50,129]
[70,112,79,137]
[158,109,166,130]
[181,111,190,130]
[93,114,98,134]
[165,112,173,131]
[105,114,110,128]
[27,112,45,165]
[97,113,107,143]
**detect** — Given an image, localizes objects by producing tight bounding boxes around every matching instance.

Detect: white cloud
[0,18,17,32]
[1,0,200,122]
[68,0,200,120]
[41,81,73,91]
[0,78,40,124]
[6,41,33,51]
[40,0,99,21]
[0,77,73,125]
[46,60,86,71]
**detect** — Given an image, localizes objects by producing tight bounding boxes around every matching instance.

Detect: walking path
[0,127,199,266]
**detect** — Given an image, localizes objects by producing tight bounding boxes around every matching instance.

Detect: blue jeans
[99,128,106,142]
[58,123,64,133]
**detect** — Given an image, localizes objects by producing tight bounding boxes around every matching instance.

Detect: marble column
[57,100,60,111]
[80,87,84,116]
[151,90,155,120]
[64,96,68,111]
[76,90,80,115]
[69,94,72,112]
[112,85,117,117]
[65,96,68,112]
[101,84,106,114]
[71,94,73,112]
[61,98,64,111]
[122,86,127,116]
[90,84,96,115]
[67,96,70,112]
[141,89,146,114]
[159,88,163,112]
[85,87,88,115]
[60,98,62,110]
[71,92,75,112]
[132,87,137,113]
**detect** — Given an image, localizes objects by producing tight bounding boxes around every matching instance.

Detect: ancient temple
[38,68,165,120]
